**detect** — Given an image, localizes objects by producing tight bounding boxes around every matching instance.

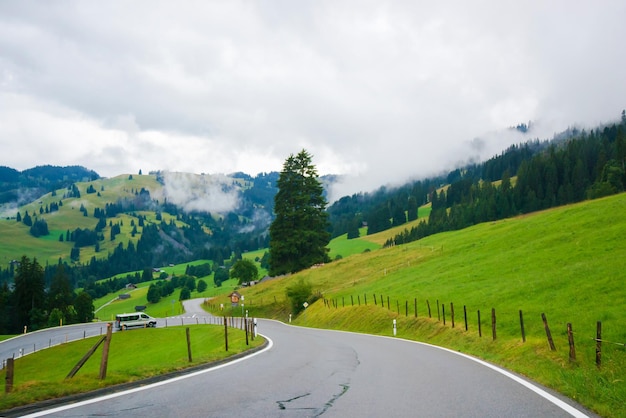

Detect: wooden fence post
[541,313,556,351]
[99,323,113,380]
[351,295,354,306]
[519,310,526,342]
[358,295,361,306]
[414,298,417,318]
[477,310,482,337]
[450,303,455,328]
[567,323,576,362]
[374,294,377,306]
[244,318,249,346]
[427,300,432,318]
[463,305,468,331]
[5,358,14,393]
[364,294,367,305]
[224,316,229,352]
[596,321,602,368]
[186,327,192,362]
[491,308,497,341]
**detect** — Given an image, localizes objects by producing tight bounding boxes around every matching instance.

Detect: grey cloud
[1,1,625,199]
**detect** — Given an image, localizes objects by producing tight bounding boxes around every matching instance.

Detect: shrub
[286,278,313,315]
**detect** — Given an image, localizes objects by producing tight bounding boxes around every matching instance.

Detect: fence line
[319,293,623,369]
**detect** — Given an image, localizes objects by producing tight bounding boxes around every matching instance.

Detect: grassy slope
[0,174,167,266]
[207,193,626,417]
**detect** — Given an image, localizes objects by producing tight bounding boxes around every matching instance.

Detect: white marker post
[393,319,397,336]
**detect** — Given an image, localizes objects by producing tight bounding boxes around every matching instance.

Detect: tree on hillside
[30,219,49,237]
[147,284,161,303]
[13,256,46,330]
[48,265,74,322]
[269,150,330,276]
[230,259,259,284]
[346,218,361,239]
[74,291,94,323]
[214,267,229,287]
[366,204,390,235]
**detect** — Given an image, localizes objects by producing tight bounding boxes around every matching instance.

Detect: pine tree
[48,265,74,322]
[13,256,46,330]
[269,149,330,276]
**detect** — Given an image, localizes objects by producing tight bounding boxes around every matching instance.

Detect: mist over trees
[378,115,626,247]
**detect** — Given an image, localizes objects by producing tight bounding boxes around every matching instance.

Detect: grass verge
[0,325,264,412]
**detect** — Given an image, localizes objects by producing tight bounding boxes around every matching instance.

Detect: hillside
[209,192,626,417]
[0,171,278,272]
[0,165,99,206]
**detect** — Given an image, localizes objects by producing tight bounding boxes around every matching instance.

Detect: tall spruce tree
[269,149,330,276]
[13,256,45,330]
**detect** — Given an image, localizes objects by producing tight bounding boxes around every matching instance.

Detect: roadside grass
[0,325,264,412]
[206,193,626,417]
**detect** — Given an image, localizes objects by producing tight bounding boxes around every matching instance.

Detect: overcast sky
[1,1,625,201]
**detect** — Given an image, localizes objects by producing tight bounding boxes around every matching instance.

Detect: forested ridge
[328,112,626,247]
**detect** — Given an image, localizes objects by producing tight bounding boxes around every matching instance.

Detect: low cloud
[161,172,240,214]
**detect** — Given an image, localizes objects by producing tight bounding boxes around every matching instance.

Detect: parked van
[115,312,157,330]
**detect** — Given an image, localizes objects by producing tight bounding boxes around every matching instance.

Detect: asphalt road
[4,300,595,417]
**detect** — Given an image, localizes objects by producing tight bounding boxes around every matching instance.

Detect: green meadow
[0,325,264,412]
[207,192,626,417]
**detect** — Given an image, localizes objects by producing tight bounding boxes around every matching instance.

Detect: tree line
[384,115,626,246]
[0,256,94,334]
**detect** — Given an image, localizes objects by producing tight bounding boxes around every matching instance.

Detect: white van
[115,312,157,330]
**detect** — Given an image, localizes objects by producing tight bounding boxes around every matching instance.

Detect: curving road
[5,300,595,417]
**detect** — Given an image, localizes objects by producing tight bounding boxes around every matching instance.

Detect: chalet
[228,291,242,306]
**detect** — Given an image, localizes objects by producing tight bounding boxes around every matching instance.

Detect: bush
[214,268,229,287]
[179,287,191,301]
[147,284,161,303]
[286,278,313,315]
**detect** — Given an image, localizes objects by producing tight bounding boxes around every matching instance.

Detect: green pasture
[0,325,264,411]
[207,192,626,417]
[327,228,380,260]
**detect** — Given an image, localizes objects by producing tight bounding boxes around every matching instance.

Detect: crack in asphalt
[276,383,351,416]
[277,393,312,410]
[316,383,350,417]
